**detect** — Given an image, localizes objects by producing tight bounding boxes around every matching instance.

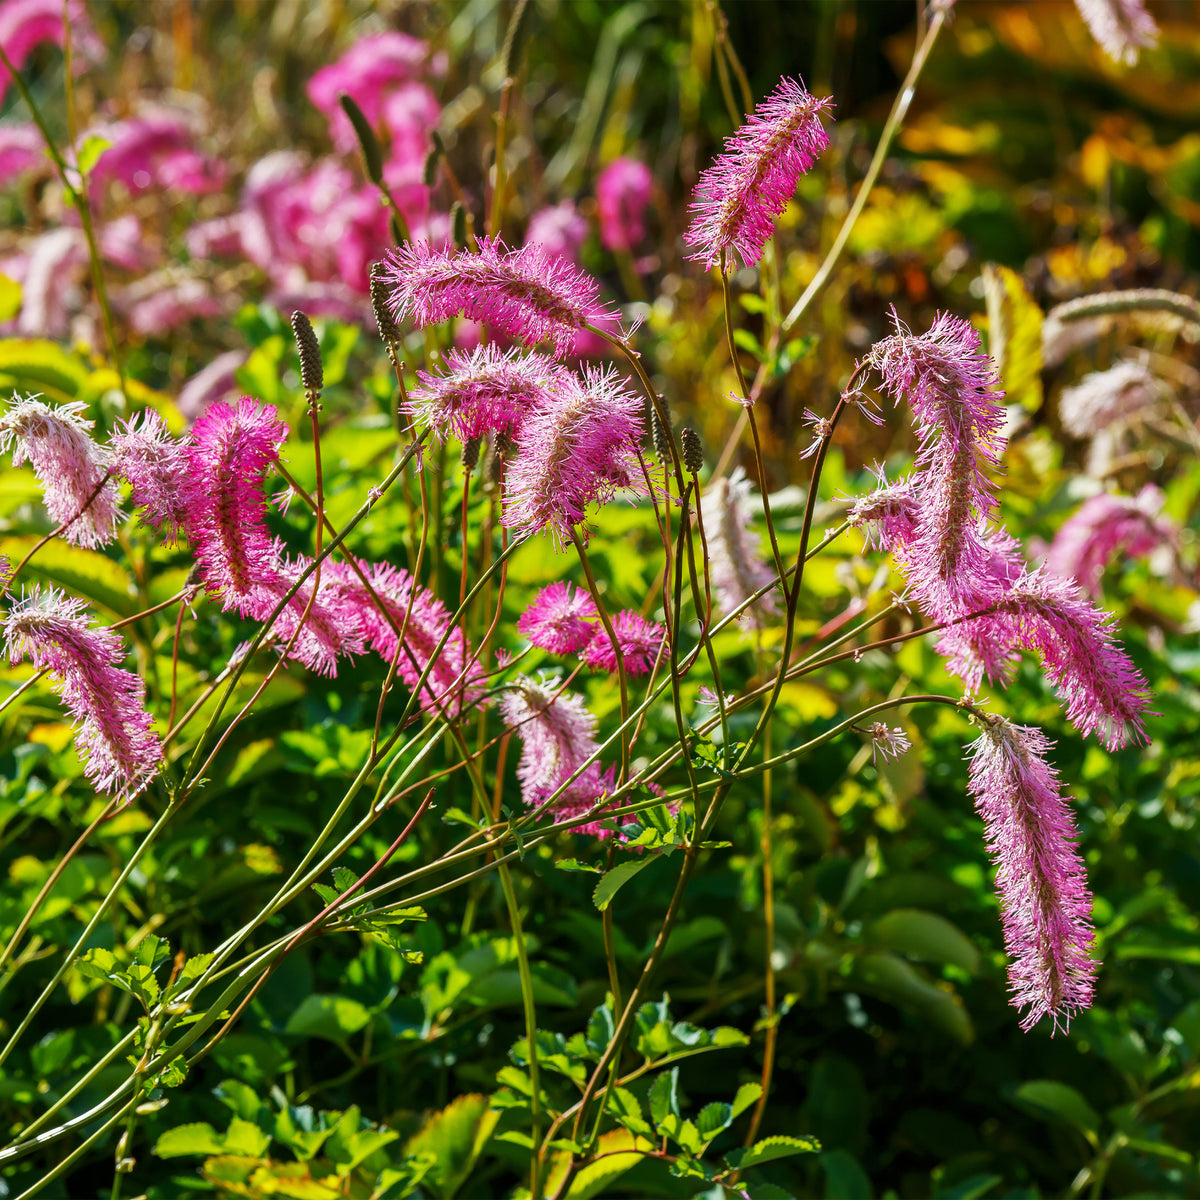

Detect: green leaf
[610,1087,653,1138]
[820,1149,873,1199]
[731,1082,763,1120]
[76,134,113,177]
[593,857,658,911]
[869,909,980,973]
[725,1133,821,1170]
[284,994,371,1044]
[696,1101,733,1141]
[733,328,764,358]
[0,339,88,402]
[983,262,1042,412]
[331,866,359,894]
[153,1123,225,1158]
[555,858,602,873]
[0,538,139,617]
[933,1172,1002,1199]
[222,1117,271,1158]
[854,953,974,1043]
[649,1067,679,1126]
[1011,1080,1100,1139]
[403,1093,498,1197]
[339,93,384,185]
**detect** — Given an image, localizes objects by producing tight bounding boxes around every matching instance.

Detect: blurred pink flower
[1074,0,1158,64]
[699,466,779,627]
[525,200,588,264]
[0,122,42,187]
[119,271,224,337]
[596,158,652,253]
[176,349,246,422]
[4,586,162,802]
[382,79,441,172]
[517,581,599,655]
[9,227,87,337]
[99,214,151,272]
[0,0,103,103]
[87,110,225,198]
[1058,360,1158,438]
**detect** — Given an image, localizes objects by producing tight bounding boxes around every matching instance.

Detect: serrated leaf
[731,1082,763,1120]
[331,866,359,895]
[649,1067,679,1126]
[610,1087,653,1138]
[696,1101,733,1141]
[222,1117,271,1158]
[153,1122,225,1158]
[725,1133,821,1169]
[593,857,657,911]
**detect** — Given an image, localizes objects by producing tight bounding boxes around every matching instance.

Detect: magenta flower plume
[407,345,563,443]
[327,561,485,715]
[684,76,833,270]
[699,467,780,627]
[1074,0,1158,64]
[1045,485,1174,599]
[872,310,1007,616]
[0,395,122,548]
[499,674,611,821]
[517,581,599,655]
[845,465,921,556]
[385,237,616,354]
[503,365,644,545]
[182,398,289,615]
[1058,360,1158,439]
[3,587,161,802]
[966,716,1097,1032]
[109,411,189,543]
[582,610,665,676]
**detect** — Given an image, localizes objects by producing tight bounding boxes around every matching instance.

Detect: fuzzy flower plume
[4,588,161,802]
[182,398,289,615]
[966,716,1096,1032]
[385,238,616,354]
[1074,0,1158,64]
[685,76,833,270]
[596,158,653,253]
[0,395,122,548]
[872,310,1006,616]
[503,365,644,545]
[517,581,598,654]
[699,467,780,627]
[845,465,921,555]
[328,561,485,715]
[582,610,665,676]
[1058,360,1158,438]
[1046,485,1174,598]
[109,411,189,543]
[500,674,612,826]
[407,346,562,443]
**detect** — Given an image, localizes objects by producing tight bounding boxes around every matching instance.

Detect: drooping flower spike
[3,587,161,802]
[1058,360,1159,439]
[385,237,617,354]
[966,715,1096,1032]
[517,581,599,655]
[699,467,779,627]
[684,76,833,270]
[0,395,122,549]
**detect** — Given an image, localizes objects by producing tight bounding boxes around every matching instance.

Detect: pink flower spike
[3,587,161,802]
[517,581,599,655]
[1074,0,1158,64]
[1058,360,1159,438]
[596,158,653,253]
[868,723,911,764]
[684,76,833,270]
[966,716,1096,1032]
[502,364,644,545]
[109,411,190,544]
[699,467,780,627]
[407,345,563,443]
[384,237,617,355]
[845,465,921,556]
[0,395,122,548]
[0,0,104,104]
[182,398,289,616]
[582,610,665,676]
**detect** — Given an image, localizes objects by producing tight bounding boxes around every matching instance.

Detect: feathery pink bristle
[517,581,599,655]
[582,609,664,676]
[109,410,190,543]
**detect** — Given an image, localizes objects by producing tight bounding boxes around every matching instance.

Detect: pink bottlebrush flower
[382,79,441,171]
[525,201,589,264]
[502,364,644,545]
[868,723,911,764]
[119,271,224,337]
[176,350,247,423]
[99,214,151,273]
[0,122,43,187]
[108,411,189,543]
[499,673,611,817]
[11,227,88,338]
[1058,360,1159,438]
[3,587,161,802]
[872,310,1007,617]
[327,560,485,714]
[596,158,653,253]
[684,76,833,270]
[407,345,563,443]
[1045,485,1174,598]
[966,716,1096,1032]
[385,237,617,355]
[699,466,780,627]
[86,110,225,198]
[1074,0,1158,64]
[582,609,665,676]
[0,395,121,547]
[0,0,103,103]
[845,465,921,555]
[517,581,598,655]
[182,398,289,615]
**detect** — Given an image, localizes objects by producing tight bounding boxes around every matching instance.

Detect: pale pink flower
[684,76,833,270]
[407,345,563,443]
[4,587,161,802]
[596,158,653,253]
[502,364,644,544]
[582,609,664,676]
[0,395,121,547]
[1045,485,1174,598]
[11,227,87,338]
[385,237,617,355]
[966,716,1096,1032]
[868,723,911,764]
[525,201,589,264]
[109,411,189,543]
[0,0,103,104]
[99,214,151,273]
[499,673,611,818]
[1074,0,1158,64]
[0,122,43,187]
[517,581,598,654]
[1058,360,1158,438]
[845,465,921,555]
[699,467,779,627]
[119,271,224,337]
[182,398,288,615]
